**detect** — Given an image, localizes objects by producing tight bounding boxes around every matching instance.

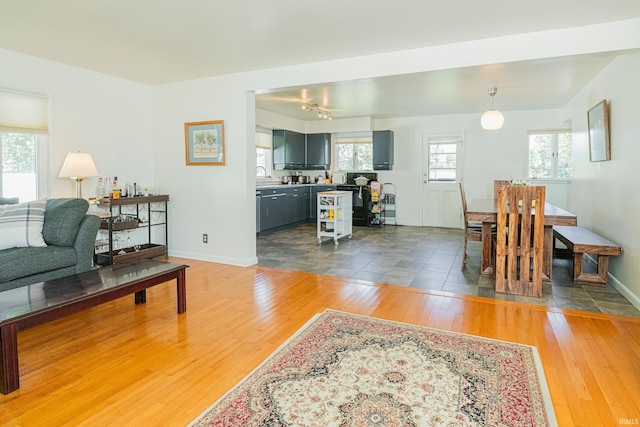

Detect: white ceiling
[254,53,625,120]
[2,0,640,120]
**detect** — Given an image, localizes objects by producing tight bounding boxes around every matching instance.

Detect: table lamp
[59,152,99,198]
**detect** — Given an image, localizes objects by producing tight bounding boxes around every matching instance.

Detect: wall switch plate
[203,233,208,243]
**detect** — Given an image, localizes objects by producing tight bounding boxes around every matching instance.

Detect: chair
[458,182,482,271]
[493,180,511,199]
[494,185,546,297]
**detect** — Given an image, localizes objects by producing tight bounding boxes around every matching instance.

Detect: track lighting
[302,102,332,120]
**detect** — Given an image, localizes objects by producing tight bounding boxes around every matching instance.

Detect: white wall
[0,49,154,198]
[153,75,258,266]
[564,54,640,307]
[373,109,571,226]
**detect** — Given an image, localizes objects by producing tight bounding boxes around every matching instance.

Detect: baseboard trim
[584,254,640,311]
[168,250,258,267]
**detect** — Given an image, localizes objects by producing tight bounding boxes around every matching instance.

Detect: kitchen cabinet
[260,189,288,230]
[317,191,352,245]
[95,195,169,265]
[258,185,342,233]
[256,190,261,233]
[305,133,331,169]
[291,186,310,222]
[273,129,305,170]
[373,130,394,170]
[259,186,310,232]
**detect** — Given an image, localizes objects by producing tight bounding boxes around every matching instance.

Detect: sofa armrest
[74,214,101,273]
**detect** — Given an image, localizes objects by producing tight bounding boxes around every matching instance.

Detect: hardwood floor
[1,257,639,426]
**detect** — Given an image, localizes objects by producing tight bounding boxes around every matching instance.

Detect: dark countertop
[256,183,336,190]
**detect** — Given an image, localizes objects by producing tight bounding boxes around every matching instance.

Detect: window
[0,89,49,201]
[427,136,459,182]
[256,128,272,177]
[528,130,573,179]
[335,132,372,171]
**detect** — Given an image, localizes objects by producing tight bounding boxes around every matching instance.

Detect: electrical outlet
[203,233,208,243]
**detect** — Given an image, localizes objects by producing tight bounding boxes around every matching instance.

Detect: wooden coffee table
[0,259,188,394]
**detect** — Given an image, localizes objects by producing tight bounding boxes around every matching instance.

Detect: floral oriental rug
[189,309,557,426]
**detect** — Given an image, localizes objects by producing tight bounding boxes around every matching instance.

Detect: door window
[427,136,460,182]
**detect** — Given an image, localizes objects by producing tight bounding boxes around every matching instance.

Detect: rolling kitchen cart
[383,183,396,225]
[317,191,352,245]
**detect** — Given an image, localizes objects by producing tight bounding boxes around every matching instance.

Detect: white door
[421,134,463,228]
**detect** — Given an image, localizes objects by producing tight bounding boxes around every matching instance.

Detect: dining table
[466,198,577,281]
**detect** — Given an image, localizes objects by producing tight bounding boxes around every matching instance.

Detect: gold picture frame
[587,100,610,162]
[185,120,225,165]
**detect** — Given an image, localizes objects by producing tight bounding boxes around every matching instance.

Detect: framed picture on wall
[587,100,610,162]
[185,120,225,165]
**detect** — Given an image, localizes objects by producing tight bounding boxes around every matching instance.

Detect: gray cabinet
[286,187,310,223]
[260,189,288,230]
[273,130,305,170]
[273,130,332,170]
[259,186,311,232]
[373,130,394,170]
[305,133,331,169]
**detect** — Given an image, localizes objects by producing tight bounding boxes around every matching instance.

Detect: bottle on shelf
[96,178,105,198]
[125,182,133,198]
[111,176,121,199]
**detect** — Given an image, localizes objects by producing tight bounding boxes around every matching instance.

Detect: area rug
[189,309,557,426]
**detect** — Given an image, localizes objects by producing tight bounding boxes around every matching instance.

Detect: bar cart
[95,195,169,265]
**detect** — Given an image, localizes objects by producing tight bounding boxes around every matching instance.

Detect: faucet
[256,166,268,177]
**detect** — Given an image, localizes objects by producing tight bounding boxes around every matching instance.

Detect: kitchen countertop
[256,183,336,190]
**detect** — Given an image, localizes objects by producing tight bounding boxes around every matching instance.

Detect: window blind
[255,128,272,148]
[0,88,49,134]
[334,131,372,144]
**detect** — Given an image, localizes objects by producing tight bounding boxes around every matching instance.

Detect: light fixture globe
[481,109,505,130]
[480,85,504,130]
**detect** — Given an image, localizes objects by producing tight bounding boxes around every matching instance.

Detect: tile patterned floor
[257,223,640,318]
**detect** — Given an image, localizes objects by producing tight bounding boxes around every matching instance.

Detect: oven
[337,184,372,226]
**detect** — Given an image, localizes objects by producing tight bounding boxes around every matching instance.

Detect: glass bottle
[96,177,105,198]
[112,176,121,199]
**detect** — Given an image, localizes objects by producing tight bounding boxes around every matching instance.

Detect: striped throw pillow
[0,199,47,250]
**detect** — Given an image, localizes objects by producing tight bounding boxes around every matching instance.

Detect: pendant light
[480,85,504,130]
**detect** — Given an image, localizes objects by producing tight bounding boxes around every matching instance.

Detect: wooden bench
[553,226,622,286]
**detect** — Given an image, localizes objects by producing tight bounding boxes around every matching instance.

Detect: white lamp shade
[481,109,505,130]
[59,152,99,178]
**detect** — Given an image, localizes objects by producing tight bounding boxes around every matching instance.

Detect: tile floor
[257,223,640,318]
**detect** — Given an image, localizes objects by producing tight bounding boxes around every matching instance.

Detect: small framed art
[185,120,225,165]
[587,100,610,162]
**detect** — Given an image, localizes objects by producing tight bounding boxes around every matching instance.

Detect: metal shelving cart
[383,183,396,225]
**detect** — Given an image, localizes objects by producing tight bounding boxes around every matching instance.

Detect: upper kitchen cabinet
[305,133,331,170]
[373,130,394,170]
[273,129,305,170]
